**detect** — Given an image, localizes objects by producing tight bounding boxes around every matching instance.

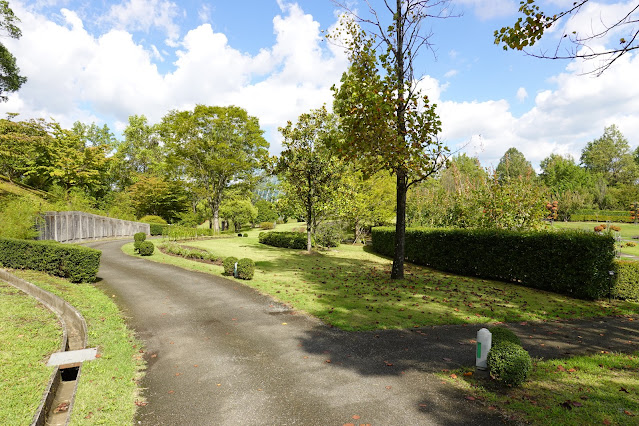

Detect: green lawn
[552,221,639,257]
[124,222,639,331]
[8,270,145,425]
[445,350,639,425]
[0,281,61,423]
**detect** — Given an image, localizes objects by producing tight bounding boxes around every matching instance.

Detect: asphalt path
[87,239,513,425]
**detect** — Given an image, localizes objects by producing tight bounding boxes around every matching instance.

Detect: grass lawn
[444,350,639,425]
[8,270,144,425]
[0,281,61,423]
[553,221,639,257]
[123,222,639,331]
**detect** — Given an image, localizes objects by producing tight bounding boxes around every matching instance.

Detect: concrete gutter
[0,269,89,426]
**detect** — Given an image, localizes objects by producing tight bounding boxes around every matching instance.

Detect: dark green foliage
[236,258,255,280]
[315,221,342,247]
[489,326,521,346]
[134,232,146,242]
[149,223,167,236]
[223,256,238,276]
[487,341,532,387]
[371,227,615,300]
[138,241,154,256]
[613,260,639,300]
[158,242,218,262]
[0,237,100,283]
[258,231,307,250]
[243,233,248,237]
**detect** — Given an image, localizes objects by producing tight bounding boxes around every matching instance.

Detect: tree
[0,1,26,101]
[127,174,188,222]
[0,117,50,183]
[276,107,345,253]
[496,147,534,182]
[495,0,639,75]
[580,125,637,186]
[161,105,268,232]
[220,198,258,232]
[254,199,278,223]
[331,2,451,279]
[540,154,593,193]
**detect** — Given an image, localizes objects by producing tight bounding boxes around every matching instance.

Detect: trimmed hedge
[487,341,532,387]
[489,327,521,346]
[134,232,146,242]
[223,257,238,276]
[613,260,639,300]
[236,258,255,280]
[571,210,634,223]
[371,227,615,300]
[138,241,154,256]
[259,231,307,250]
[0,237,101,283]
[149,223,166,236]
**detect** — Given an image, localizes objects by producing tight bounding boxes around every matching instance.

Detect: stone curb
[0,269,88,426]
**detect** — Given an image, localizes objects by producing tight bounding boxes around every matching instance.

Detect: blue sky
[2,0,638,169]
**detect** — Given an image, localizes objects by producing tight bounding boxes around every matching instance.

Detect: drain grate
[60,366,79,382]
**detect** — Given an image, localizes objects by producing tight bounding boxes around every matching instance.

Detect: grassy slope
[10,270,144,425]
[125,222,638,331]
[0,281,61,423]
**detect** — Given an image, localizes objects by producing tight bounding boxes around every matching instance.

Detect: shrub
[258,231,307,250]
[139,215,167,224]
[487,341,532,387]
[134,232,146,242]
[489,327,521,346]
[625,241,637,247]
[0,197,42,239]
[0,238,100,283]
[260,222,275,230]
[315,221,343,247]
[236,258,255,280]
[243,233,248,237]
[371,227,615,300]
[149,223,166,236]
[223,257,238,276]
[613,260,639,300]
[138,241,154,256]
[610,225,621,232]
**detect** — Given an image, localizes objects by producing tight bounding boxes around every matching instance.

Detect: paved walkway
[88,239,639,425]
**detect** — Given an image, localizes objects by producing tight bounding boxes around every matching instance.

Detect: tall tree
[495,0,639,75]
[0,1,26,101]
[161,105,268,232]
[496,147,534,182]
[276,107,345,253]
[580,124,637,186]
[331,2,451,279]
[539,153,593,193]
[0,117,49,183]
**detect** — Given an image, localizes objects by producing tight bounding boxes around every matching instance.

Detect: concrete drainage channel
[0,269,96,426]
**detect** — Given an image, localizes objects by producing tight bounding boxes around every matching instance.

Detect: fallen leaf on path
[450,374,457,379]
[134,400,147,407]
[419,404,427,407]
[352,415,361,420]
[53,402,69,413]
[325,359,331,363]
[151,354,157,358]
[385,386,392,390]
[466,396,476,401]
[624,410,634,416]
[168,390,174,394]
[463,372,473,376]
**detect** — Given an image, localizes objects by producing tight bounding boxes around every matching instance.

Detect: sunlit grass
[125,223,639,331]
[9,270,144,425]
[445,351,639,425]
[0,281,61,423]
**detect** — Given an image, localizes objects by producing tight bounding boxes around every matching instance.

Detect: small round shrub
[487,342,532,387]
[489,326,521,346]
[223,257,238,276]
[138,241,155,256]
[315,221,343,247]
[236,258,255,280]
[139,215,167,224]
[243,233,248,237]
[134,232,146,242]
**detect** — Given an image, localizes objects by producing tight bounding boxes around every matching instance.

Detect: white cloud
[516,87,528,102]
[198,4,211,23]
[453,0,517,20]
[444,69,459,78]
[105,0,181,44]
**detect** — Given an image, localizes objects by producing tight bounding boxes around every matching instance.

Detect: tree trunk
[213,208,220,233]
[391,168,408,279]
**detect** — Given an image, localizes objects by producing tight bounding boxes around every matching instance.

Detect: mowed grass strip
[445,350,639,425]
[9,270,144,425]
[124,223,638,331]
[0,281,61,423]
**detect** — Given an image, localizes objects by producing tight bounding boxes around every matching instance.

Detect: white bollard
[234,262,238,278]
[476,328,492,370]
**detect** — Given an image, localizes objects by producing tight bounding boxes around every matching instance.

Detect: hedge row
[371,227,615,300]
[613,261,639,300]
[573,210,630,217]
[0,237,101,283]
[570,214,636,223]
[258,231,307,250]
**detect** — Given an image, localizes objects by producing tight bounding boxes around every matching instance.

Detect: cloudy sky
[1,0,638,169]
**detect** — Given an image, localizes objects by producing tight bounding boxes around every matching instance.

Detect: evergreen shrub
[236,258,255,280]
[149,223,166,236]
[138,241,154,256]
[139,215,167,224]
[489,327,521,346]
[0,238,101,283]
[258,231,307,250]
[134,232,146,242]
[223,257,238,276]
[487,341,532,387]
[371,227,615,300]
[315,221,342,247]
[613,260,639,300]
